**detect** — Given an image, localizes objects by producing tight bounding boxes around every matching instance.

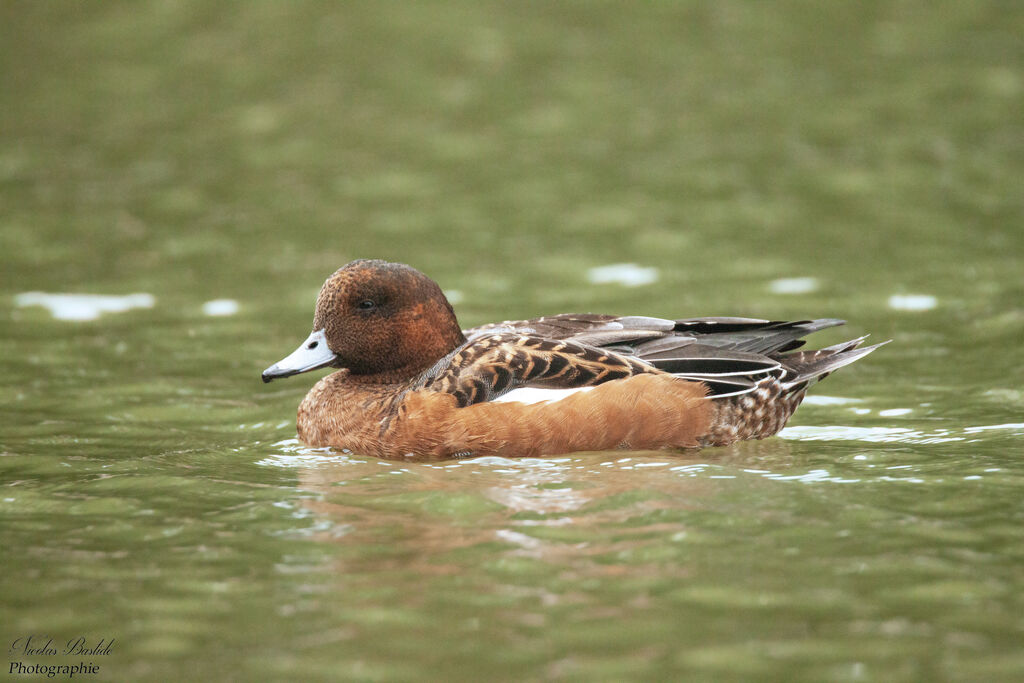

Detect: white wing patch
[491,386,595,405]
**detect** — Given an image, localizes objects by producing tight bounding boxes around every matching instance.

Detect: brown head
[262,260,467,383]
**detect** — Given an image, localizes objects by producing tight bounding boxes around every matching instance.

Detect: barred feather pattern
[417,332,661,407]
[699,378,807,446]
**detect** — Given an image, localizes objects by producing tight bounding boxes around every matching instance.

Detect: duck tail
[779,336,890,389]
[699,337,888,446]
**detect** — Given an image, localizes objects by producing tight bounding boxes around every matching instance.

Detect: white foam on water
[888,294,937,311]
[782,424,1024,444]
[495,529,543,549]
[256,444,361,468]
[878,408,912,417]
[15,292,155,321]
[779,425,964,445]
[769,277,819,294]
[759,468,863,484]
[963,423,1024,434]
[202,299,239,316]
[586,263,660,287]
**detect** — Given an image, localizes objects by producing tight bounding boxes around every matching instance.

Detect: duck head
[262,260,466,383]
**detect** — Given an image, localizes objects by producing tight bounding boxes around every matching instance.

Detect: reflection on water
[14,292,155,321]
[585,263,661,287]
[782,422,1024,444]
[240,426,1024,678]
[769,277,819,294]
[888,294,939,311]
[201,299,240,317]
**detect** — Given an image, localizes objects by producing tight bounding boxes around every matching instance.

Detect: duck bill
[262,329,337,383]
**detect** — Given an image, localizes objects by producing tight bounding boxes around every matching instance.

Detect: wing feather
[441,315,881,405]
[419,332,655,407]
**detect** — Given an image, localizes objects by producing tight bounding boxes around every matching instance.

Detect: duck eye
[357,300,376,310]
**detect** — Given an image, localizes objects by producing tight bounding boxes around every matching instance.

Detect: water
[2,1,1022,680]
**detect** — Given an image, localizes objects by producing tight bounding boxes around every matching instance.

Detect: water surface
[2,2,1022,681]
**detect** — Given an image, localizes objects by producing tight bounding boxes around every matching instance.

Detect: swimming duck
[262,259,883,460]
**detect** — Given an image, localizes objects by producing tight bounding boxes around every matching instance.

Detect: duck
[262,259,884,460]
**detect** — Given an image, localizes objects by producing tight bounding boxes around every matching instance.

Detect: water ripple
[780,423,1024,445]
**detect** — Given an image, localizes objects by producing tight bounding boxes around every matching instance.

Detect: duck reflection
[268,438,797,575]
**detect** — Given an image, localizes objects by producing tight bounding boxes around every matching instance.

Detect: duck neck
[346,358,445,386]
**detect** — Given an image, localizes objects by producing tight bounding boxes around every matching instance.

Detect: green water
[2,2,1022,681]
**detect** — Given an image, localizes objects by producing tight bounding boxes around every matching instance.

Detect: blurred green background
[2,1,1022,681]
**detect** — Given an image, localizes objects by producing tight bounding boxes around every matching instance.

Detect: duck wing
[464,315,847,353]
[463,314,665,347]
[442,317,880,405]
[417,331,657,407]
[607,318,884,395]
